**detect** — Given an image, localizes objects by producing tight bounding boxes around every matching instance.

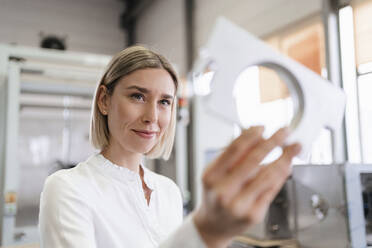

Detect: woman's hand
[193,126,301,248]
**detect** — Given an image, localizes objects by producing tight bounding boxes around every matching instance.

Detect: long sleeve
[39,173,97,248]
[159,214,207,248]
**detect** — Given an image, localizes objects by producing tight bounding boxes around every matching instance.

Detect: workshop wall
[136,0,323,76]
[137,0,187,76]
[0,0,125,55]
[196,0,323,49]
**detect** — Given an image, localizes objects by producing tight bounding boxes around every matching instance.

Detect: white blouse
[39,154,206,248]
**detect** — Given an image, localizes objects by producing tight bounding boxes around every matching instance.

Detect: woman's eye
[160,99,171,106]
[131,93,144,101]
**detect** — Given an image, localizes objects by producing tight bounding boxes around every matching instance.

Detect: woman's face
[99,68,175,155]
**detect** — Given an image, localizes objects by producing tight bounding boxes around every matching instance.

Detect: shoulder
[41,168,82,204]
[44,163,86,189]
[41,156,98,201]
[43,169,70,193]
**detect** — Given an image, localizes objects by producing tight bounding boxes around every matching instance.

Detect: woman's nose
[142,103,158,124]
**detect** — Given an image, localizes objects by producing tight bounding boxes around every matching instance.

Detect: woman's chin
[120,138,157,155]
[131,144,156,155]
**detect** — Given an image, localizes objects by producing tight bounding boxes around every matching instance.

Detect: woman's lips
[132,130,157,139]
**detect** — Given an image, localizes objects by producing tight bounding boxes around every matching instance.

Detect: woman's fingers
[241,127,290,167]
[228,143,301,221]
[202,126,264,188]
[266,143,302,182]
[211,127,291,205]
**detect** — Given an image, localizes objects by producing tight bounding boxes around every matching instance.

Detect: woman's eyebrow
[126,85,174,99]
[162,94,174,99]
[126,85,149,93]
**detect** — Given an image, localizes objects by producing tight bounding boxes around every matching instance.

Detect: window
[352,0,372,163]
[233,16,332,164]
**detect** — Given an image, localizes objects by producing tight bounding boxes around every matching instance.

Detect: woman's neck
[101,144,142,174]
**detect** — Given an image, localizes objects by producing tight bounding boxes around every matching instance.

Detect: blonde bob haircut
[90,45,178,160]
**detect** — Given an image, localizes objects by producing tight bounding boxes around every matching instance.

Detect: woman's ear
[97,85,110,115]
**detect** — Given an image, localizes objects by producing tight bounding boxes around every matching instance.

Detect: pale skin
[97,68,301,247]
[97,68,175,204]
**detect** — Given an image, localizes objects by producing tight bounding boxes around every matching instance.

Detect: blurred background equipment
[0,44,111,246]
[39,33,67,51]
[230,164,372,247]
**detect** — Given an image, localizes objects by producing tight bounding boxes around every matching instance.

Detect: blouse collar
[88,153,154,190]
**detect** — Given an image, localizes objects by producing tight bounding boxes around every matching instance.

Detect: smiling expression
[98,68,176,155]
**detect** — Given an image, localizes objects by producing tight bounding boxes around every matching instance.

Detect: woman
[39,45,301,248]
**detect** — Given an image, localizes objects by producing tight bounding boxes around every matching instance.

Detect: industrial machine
[230,164,372,248]
[0,44,111,246]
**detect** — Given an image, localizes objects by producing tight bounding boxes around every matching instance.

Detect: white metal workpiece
[0,44,111,246]
[192,17,346,159]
